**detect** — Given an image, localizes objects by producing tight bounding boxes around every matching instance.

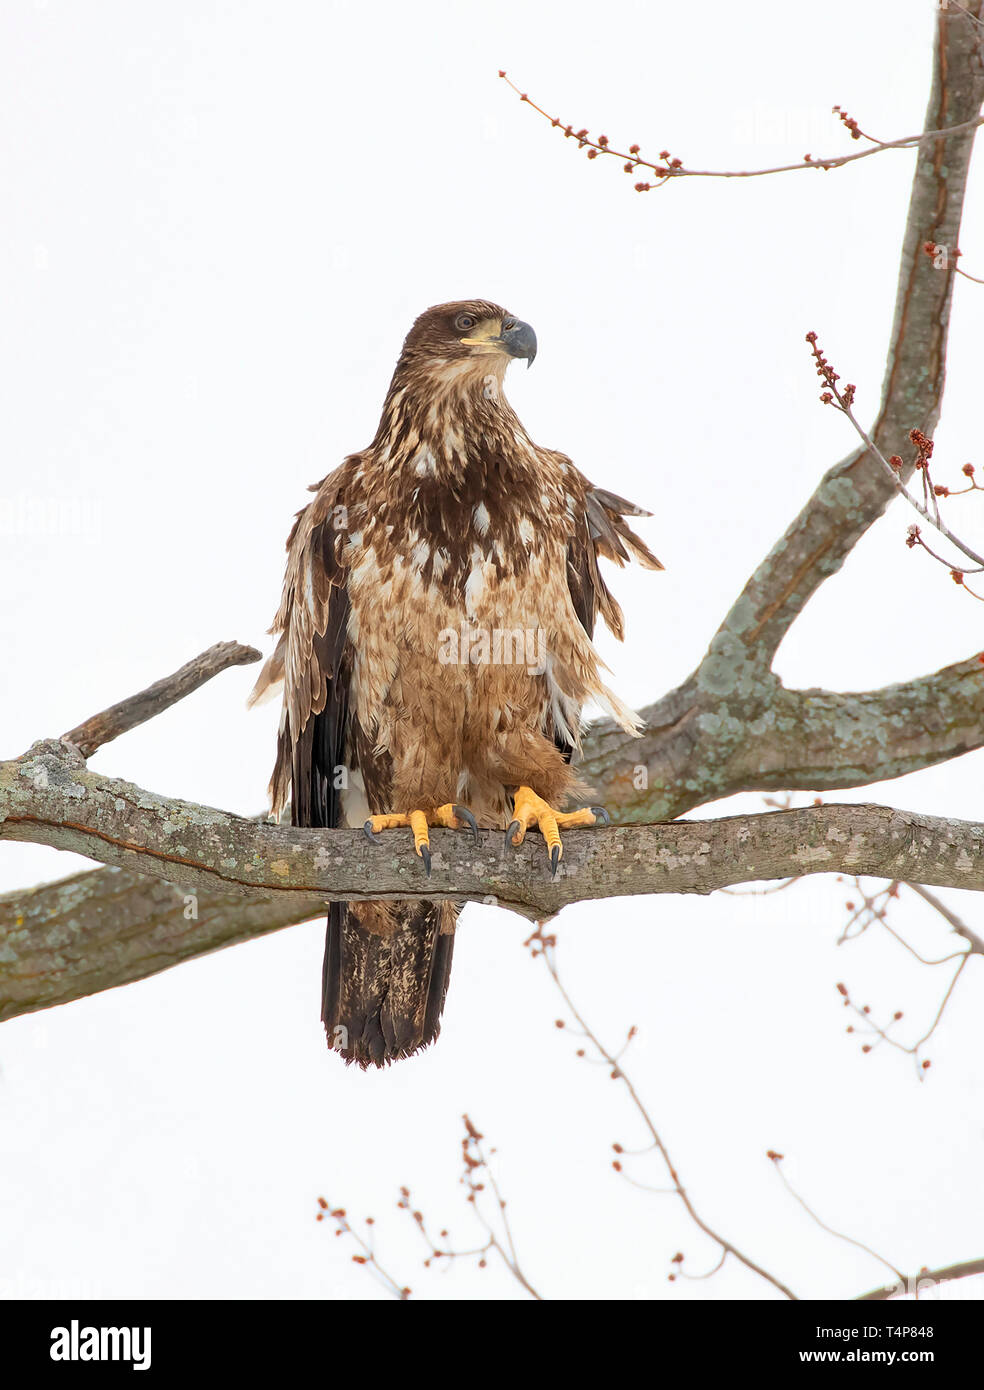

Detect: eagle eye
[455,312,478,333]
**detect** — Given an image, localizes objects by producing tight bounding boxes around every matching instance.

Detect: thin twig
[805,335,984,571]
[345,1124,543,1300]
[459,1117,542,1299]
[316,1201,411,1300]
[906,882,984,955]
[770,1155,906,1284]
[530,927,798,1300]
[835,879,978,1075]
[499,72,984,189]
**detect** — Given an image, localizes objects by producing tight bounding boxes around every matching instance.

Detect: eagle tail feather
[322,900,457,1068]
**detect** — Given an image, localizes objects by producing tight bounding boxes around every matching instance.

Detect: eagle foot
[362,803,479,878]
[506,787,609,878]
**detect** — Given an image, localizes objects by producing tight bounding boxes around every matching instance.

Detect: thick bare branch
[727,658,984,799]
[10,644,981,1011]
[0,862,326,1025]
[580,655,984,823]
[2,738,983,1021]
[716,3,984,669]
[61,641,261,757]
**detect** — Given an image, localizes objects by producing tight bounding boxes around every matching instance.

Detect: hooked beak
[499,317,537,368]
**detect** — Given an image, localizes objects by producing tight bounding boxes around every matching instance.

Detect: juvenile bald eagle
[250,301,661,1067]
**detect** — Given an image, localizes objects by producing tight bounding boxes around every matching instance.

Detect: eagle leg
[506,787,610,878]
[363,804,479,878]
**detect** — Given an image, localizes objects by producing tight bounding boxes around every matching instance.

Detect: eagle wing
[251,463,455,1068]
[249,466,351,827]
[568,480,663,643]
[558,473,663,760]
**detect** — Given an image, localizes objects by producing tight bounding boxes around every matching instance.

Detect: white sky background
[1,0,982,1301]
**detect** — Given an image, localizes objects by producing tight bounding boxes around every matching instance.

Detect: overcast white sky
[1,0,982,1301]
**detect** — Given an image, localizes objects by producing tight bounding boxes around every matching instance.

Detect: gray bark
[2,738,983,1020]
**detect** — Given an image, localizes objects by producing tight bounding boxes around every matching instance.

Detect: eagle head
[398,300,538,377]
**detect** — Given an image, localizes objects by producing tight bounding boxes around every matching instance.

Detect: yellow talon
[363,803,480,877]
[365,813,413,834]
[506,786,609,875]
[408,810,430,858]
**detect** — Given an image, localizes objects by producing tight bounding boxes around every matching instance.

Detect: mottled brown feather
[251,300,661,1067]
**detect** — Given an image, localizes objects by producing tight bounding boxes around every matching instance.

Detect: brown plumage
[250,301,662,1067]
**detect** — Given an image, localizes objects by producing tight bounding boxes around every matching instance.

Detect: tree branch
[61,641,261,758]
[500,72,984,185]
[857,1256,984,1301]
[579,654,984,823]
[906,880,984,955]
[9,643,981,1019]
[538,932,798,1299]
[0,860,326,1026]
[716,2,984,668]
[2,737,983,1022]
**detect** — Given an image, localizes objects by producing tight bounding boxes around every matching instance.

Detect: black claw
[550,844,561,878]
[591,806,611,825]
[505,819,521,848]
[363,819,382,845]
[453,804,480,841]
[420,844,432,878]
